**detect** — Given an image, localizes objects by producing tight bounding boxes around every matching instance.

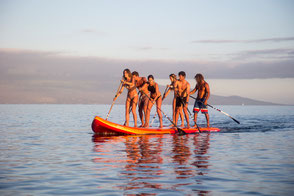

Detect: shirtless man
[132,71,149,127]
[162,74,184,127]
[113,69,138,127]
[174,71,190,128]
[190,73,210,127]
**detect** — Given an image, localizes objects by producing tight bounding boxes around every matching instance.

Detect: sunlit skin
[144,77,163,128]
[162,76,184,127]
[174,73,190,128]
[132,74,149,127]
[113,70,138,127]
[190,76,210,127]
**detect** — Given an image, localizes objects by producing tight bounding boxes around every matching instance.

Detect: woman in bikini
[162,74,184,127]
[113,69,138,127]
[144,75,163,128]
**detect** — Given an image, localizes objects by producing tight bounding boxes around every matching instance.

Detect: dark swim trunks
[176,96,187,107]
[193,98,208,113]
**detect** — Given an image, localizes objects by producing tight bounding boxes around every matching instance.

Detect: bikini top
[148,85,156,94]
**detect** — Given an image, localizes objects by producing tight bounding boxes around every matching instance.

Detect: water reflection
[122,136,163,191]
[92,134,211,195]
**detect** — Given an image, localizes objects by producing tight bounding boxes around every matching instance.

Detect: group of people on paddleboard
[113,69,210,128]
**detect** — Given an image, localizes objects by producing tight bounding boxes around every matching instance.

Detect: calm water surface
[0,104,294,195]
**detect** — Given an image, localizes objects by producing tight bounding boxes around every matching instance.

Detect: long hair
[169,73,176,80]
[123,68,132,80]
[195,73,204,83]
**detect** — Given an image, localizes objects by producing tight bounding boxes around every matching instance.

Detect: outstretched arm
[113,85,125,101]
[190,84,197,95]
[186,83,190,104]
[163,85,171,100]
[121,79,135,88]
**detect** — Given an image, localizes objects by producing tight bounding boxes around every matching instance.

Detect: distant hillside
[208,95,279,105]
[0,80,282,105]
[115,93,280,106]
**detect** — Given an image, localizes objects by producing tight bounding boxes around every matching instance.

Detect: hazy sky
[0,0,294,104]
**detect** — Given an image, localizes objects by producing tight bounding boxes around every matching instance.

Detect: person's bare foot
[207,124,210,128]
[187,125,190,129]
[159,125,163,128]
[139,124,144,128]
[181,124,184,127]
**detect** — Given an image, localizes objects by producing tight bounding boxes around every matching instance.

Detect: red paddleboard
[92,116,220,135]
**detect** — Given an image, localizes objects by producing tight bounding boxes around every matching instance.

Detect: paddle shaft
[189,95,240,124]
[106,81,123,120]
[141,91,186,135]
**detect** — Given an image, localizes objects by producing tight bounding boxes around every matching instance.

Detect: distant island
[0,82,284,105]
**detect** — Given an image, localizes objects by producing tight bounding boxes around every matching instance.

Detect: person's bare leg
[156,98,163,128]
[144,100,153,128]
[193,113,198,127]
[180,109,184,127]
[125,99,130,126]
[175,107,180,127]
[138,99,144,127]
[172,98,176,125]
[132,98,138,127]
[205,113,210,127]
[183,105,190,129]
[143,97,148,126]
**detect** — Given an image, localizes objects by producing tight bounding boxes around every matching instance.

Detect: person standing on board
[174,71,190,128]
[190,73,210,127]
[162,74,184,127]
[113,69,138,127]
[132,71,149,127]
[144,75,163,128]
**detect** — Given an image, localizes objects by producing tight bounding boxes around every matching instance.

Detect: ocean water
[0,104,294,195]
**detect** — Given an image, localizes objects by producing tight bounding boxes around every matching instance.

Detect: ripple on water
[0,105,294,195]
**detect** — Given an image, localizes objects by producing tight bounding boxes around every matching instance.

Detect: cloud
[191,36,294,44]
[231,48,294,61]
[81,28,107,36]
[1,48,294,103]
[136,46,169,51]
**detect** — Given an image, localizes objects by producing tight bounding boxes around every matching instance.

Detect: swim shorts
[193,98,208,113]
[176,96,187,107]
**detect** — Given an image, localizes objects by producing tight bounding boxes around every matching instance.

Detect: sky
[0,0,294,104]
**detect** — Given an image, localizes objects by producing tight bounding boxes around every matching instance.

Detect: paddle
[106,80,123,120]
[141,91,187,135]
[190,95,240,124]
[150,86,169,126]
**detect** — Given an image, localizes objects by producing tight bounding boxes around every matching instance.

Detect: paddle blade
[232,118,240,124]
[177,128,186,136]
